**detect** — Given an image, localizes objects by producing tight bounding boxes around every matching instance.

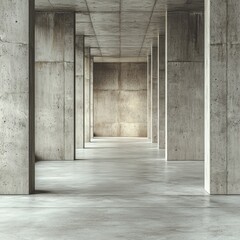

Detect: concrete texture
[205,0,240,194]
[35,12,75,161]
[151,46,158,143]
[0,0,35,194]
[158,34,165,149]
[84,48,91,143]
[147,55,152,140]
[166,11,204,161]
[35,0,203,58]
[94,57,147,63]
[90,58,94,140]
[94,63,147,137]
[1,138,240,239]
[75,35,85,151]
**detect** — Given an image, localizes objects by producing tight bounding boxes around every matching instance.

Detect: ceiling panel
[97,36,120,48]
[121,12,152,23]
[76,22,95,35]
[146,22,165,36]
[151,11,166,22]
[157,0,185,8]
[142,36,154,48]
[36,0,204,11]
[91,48,102,56]
[168,3,204,11]
[156,0,204,11]
[76,12,91,23]
[121,22,148,36]
[121,48,141,57]
[121,0,155,12]
[93,22,119,36]
[86,0,120,12]
[49,0,88,11]
[85,36,99,47]
[139,48,150,56]
[35,0,53,10]
[167,0,203,4]
[154,0,167,11]
[35,0,204,58]
[121,36,145,47]
[91,13,119,24]
[101,48,120,57]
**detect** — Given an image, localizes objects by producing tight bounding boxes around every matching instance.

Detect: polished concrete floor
[1,138,240,239]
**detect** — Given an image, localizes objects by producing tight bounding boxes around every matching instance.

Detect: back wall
[93,62,147,137]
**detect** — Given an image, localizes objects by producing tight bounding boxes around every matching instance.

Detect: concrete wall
[205,0,240,194]
[84,48,91,143]
[94,63,147,137]
[90,58,94,140]
[75,35,85,150]
[147,55,152,140]
[158,34,166,149]
[0,0,35,194]
[35,12,75,161]
[167,11,204,161]
[151,47,158,143]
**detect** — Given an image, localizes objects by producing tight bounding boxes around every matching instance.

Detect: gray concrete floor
[1,138,240,239]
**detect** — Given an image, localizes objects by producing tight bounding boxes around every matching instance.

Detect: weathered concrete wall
[205,0,240,194]
[84,48,91,143]
[90,58,94,140]
[35,12,74,161]
[94,63,147,137]
[75,35,85,151]
[167,11,204,161]
[0,0,35,194]
[158,34,165,149]
[147,55,152,140]
[151,47,158,143]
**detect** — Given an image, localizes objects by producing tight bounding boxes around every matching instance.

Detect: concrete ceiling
[35,0,204,58]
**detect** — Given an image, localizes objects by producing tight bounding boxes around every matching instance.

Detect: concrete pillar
[90,58,94,140]
[75,35,85,152]
[147,55,152,140]
[205,0,240,194]
[158,34,166,150]
[35,12,75,161]
[151,46,158,143]
[166,11,204,161]
[84,47,91,143]
[0,0,35,194]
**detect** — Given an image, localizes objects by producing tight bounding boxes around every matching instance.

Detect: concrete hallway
[2,1,240,239]
[1,138,240,239]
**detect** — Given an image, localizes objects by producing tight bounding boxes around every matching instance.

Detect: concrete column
[84,47,91,143]
[0,0,35,194]
[90,58,94,140]
[205,0,240,194]
[147,55,152,140]
[35,12,75,161]
[158,34,166,150]
[166,11,204,161]
[151,46,158,143]
[75,35,85,152]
